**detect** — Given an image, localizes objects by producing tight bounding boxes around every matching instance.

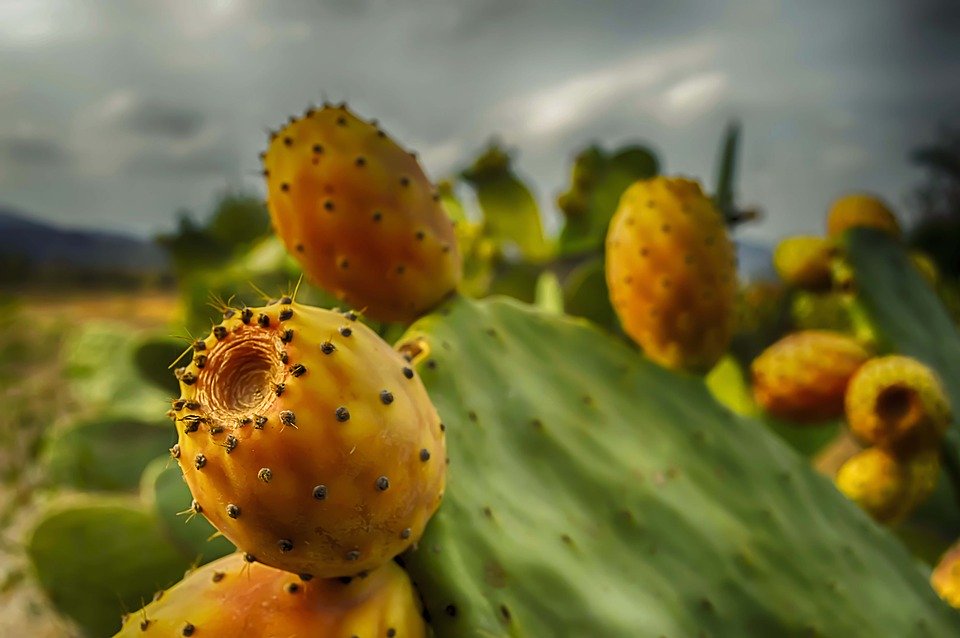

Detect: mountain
[0,208,170,275]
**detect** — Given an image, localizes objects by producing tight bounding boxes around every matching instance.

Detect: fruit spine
[171,300,446,578]
[605,176,737,372]
[262,104,461,323]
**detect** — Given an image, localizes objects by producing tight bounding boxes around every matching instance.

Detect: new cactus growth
[751,330,870,423]
[606,176,737,372]
[772,235,835,291]
[172,301,446,578]
[114,553,426,637]
[827,193,902,238]
[262,104,461,322]
[845,355,951,454]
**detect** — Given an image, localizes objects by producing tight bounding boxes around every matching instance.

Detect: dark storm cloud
[0,136,70,166]
[124,143,237,176]
[119,101,205,139]
[0,0,958,240]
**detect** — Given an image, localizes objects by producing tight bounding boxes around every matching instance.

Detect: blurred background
[1,1,959,635]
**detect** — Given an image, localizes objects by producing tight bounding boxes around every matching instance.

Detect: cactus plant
[397,295,960,637]
[556,143,659,254]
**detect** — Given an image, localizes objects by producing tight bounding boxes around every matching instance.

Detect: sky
[0,0,958,245]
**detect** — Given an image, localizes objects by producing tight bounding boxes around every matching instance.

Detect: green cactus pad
[400,295,959,636]
[558,144,659,255]
[132,335,186,395]
[26,497,189,637]
[461,143,550,262]
[141,457,235,563]
[63,323,172,423]
[43,417,174,491]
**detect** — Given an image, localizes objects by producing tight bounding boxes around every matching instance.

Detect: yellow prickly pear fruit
[751,330,871,423]
[932,539,960,609]
[845,355,951,455]
[835,447,910,524]
[826,193,901,238]
[605,176,737,373]
[262,104,461,323]
[114,553,426,637]
[171,300,446,579]
[772,235,834,291]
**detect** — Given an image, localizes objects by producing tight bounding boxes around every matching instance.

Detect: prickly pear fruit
[834,447,910,524]
[114,553,426,637]
[172,301,446,578]
[751,330,870,423]
[606,176,737,372]
[826,193,901,238]
[772,235,834,290]
[845,355,951,454]
[262,104,461,323]
[932,540,960,609]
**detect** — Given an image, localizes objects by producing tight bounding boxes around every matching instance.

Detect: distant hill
[0,208,170,276]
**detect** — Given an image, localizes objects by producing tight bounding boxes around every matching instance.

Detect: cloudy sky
[1,0,958,244]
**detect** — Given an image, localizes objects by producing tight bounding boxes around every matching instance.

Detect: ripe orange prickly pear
[605,176,737,372]
[171,301,446,578]
[932,539,960,608]
[834,447,909,524]
[114,553,426,637]
[845,355,951,454]
[751,330,870,423]
[826,193,901,238]
[262,104,461,323]
[772,235,834,291]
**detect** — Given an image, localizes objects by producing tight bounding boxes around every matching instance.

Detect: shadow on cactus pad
[399,295,959,637]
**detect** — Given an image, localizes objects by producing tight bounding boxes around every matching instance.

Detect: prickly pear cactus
[556,143,659,254]
[114,553,426,637]
[262,104,461,322]
[171,300,445,578]
[398,295,960,637]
